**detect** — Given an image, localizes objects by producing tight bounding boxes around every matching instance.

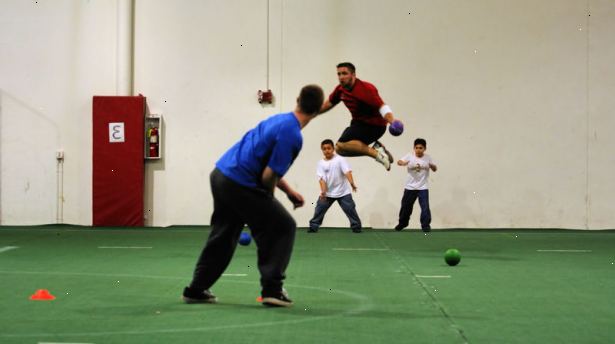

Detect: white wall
[1,0,613,229]
[0,0,117,225]
[587,0,615,228]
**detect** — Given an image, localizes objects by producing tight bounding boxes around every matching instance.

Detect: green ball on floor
[445,248,461,266]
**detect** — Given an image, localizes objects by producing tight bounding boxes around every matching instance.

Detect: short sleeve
[329,87,341,105]
[267,133,301,177]
[316,161,326,180]
[400,153,412,162]
[362,83,385,109]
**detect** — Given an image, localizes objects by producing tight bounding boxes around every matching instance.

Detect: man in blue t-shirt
[183,84,324,308]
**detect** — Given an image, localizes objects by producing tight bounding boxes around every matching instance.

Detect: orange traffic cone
[256,296,263,303]
[30,289,56,301]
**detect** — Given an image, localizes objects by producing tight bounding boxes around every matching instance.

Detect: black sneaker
[182,287,217,304]
[395,224,405,231]
[352,228,362,233]
[307,228,318,233]
[422,226,431,233]
[262,289,293,307]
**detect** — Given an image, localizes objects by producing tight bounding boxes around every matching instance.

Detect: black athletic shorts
[338,120,386,145]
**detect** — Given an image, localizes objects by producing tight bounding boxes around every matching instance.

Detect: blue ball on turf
[389,120,404,136]
[239,232,252,246]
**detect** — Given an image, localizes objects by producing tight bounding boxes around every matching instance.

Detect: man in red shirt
[320,62,403,171]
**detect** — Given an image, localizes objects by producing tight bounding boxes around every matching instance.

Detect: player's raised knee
[335,142,348,156]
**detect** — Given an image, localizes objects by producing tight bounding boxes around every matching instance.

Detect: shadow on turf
[83,301,485,322]
[459,254,521,262]
[408,252,522,262]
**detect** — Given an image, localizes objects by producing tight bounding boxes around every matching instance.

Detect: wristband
[379,104,392,117]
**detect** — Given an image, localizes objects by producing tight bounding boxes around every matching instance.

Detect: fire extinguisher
[148,126,159,157]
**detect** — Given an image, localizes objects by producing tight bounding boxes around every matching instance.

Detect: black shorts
[338,120,386,145]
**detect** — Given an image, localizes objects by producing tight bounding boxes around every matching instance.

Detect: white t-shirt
[316,154,352,198]
[400,153,434,190]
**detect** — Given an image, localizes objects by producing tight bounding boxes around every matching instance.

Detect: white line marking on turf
[0,246,19,253]
[416,275,451,279]
[0,270,247,281]
[332,248,389,251]
[537,249,592,253]
[98,246,152,249]
[221,273,247,277]
[39,342,94,344]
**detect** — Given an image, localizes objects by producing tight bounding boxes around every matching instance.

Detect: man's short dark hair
[298,84,324,115]
[321,139,334,147]
[414,138,427,147]
[336,62,356,74]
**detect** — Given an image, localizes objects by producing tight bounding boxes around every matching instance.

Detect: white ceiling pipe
[116,0,134,96]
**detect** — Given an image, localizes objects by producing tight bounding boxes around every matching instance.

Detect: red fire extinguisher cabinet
[92,96,145,226]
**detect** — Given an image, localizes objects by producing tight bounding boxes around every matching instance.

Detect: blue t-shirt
[216,112,303,188]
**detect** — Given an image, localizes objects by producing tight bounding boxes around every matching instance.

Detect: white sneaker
[373,141,393,163]
[375,151,391,171]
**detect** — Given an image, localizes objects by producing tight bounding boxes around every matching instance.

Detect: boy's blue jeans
[309,194,362,232]
[397,189,431,230]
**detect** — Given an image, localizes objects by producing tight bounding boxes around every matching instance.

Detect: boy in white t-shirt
[395,138,437,232]
[308,139,362,233]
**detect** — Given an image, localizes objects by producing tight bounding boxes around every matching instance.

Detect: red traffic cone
[30,289,56,301]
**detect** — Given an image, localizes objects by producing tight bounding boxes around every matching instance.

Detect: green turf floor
[1,226,614,343]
